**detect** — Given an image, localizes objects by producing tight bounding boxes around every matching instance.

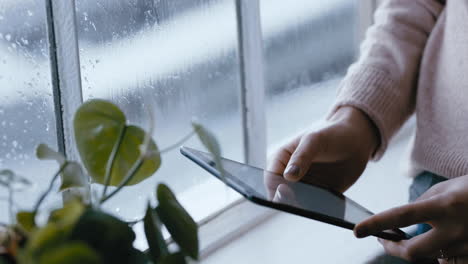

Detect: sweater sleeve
[330,0,444,159]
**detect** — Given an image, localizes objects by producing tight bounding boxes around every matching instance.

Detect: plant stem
[126,216,144,226]
[101,126,127,202]
[33,162,68,213]
[100,157,144,204]
[8,186,13,224]
[159,130,195,153]
[100,131,195,204]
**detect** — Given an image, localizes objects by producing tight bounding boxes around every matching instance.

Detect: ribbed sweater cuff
[413,143,468,179]
[330,66,401,160]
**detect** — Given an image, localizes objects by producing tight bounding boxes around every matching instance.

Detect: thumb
[283,133,327,181]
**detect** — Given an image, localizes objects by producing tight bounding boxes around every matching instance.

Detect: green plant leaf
[59,162,87,191]
[48,200,85,228]
[0,256,12,264]
[16,211,36,233]
[36,145,87,193]
[36,144,65,165]
[192,122,223,176]
[156,184,198,260]
[144,204,168,262]
[0,170,31,191]
[26,223,69,258]
[70,208,137,264]
[74,99,161,186]
[37,242,100,264]
[160,252,187,264]
[128,248,152,264]
[0,169,14,187]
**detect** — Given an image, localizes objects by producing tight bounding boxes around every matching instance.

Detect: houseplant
[0,99,223,264]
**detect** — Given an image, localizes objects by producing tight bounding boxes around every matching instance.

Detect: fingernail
[355,227,369,238]
[284,165,300,178]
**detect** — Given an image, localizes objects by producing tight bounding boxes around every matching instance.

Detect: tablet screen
[184,147,374,225]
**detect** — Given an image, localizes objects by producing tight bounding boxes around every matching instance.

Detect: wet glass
[75,0,244,222]
[0,0,59,223]
[260,0,359,146]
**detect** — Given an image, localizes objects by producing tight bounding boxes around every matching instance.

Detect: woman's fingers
[355,198,442,238]
[378,229,451,262]
[284,133,328,181]
[416,183,447,202]
[443,243,468,260]
[267,136,301,174]
[267,149,291,174]
[264,171,289,199]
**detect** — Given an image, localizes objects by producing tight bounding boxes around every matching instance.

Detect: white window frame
[44,0,380,257]
[45,0,85,202]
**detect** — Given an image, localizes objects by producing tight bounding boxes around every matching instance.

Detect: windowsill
[132,176,274,252]
[200,119,416,263]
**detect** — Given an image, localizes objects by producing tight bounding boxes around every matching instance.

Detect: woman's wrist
[329,106,380,158]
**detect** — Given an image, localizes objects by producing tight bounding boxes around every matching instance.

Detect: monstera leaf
[36,144,87,191]
[36,242,100,264]
[192,122,224,176]
[48,200,85,228]
[160,252,187,264]
[36,144,65,164]
[69,209,143,264]
[156,184,198,260]
[144,204,168,262]
[23,222,70,261]
[74,99,161,186]
[16,211,37,233]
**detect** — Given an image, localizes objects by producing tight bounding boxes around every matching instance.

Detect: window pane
[0,0,59,223]
[261,0,358,146]
[76,0,243,223]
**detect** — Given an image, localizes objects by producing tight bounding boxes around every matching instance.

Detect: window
[262,0,359,147]
[0,0,378,257]
[0,0,60,223]
[75,0,245,224]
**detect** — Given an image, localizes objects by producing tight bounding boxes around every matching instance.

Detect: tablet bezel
[180,146,409,241]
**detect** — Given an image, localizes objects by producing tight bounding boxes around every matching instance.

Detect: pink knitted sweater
[333,0,468,179]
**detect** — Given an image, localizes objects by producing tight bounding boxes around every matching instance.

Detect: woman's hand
[267,106,380,193]
[354,175,468,263]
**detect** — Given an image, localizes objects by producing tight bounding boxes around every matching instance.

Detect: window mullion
[45,0,86,199]
[45,0,83,161]
[235,0,267,168]
[195,1,273,258]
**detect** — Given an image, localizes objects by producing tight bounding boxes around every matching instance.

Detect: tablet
[180,146,410,241]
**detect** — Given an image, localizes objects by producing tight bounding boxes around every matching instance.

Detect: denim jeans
[409,171,448,236]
